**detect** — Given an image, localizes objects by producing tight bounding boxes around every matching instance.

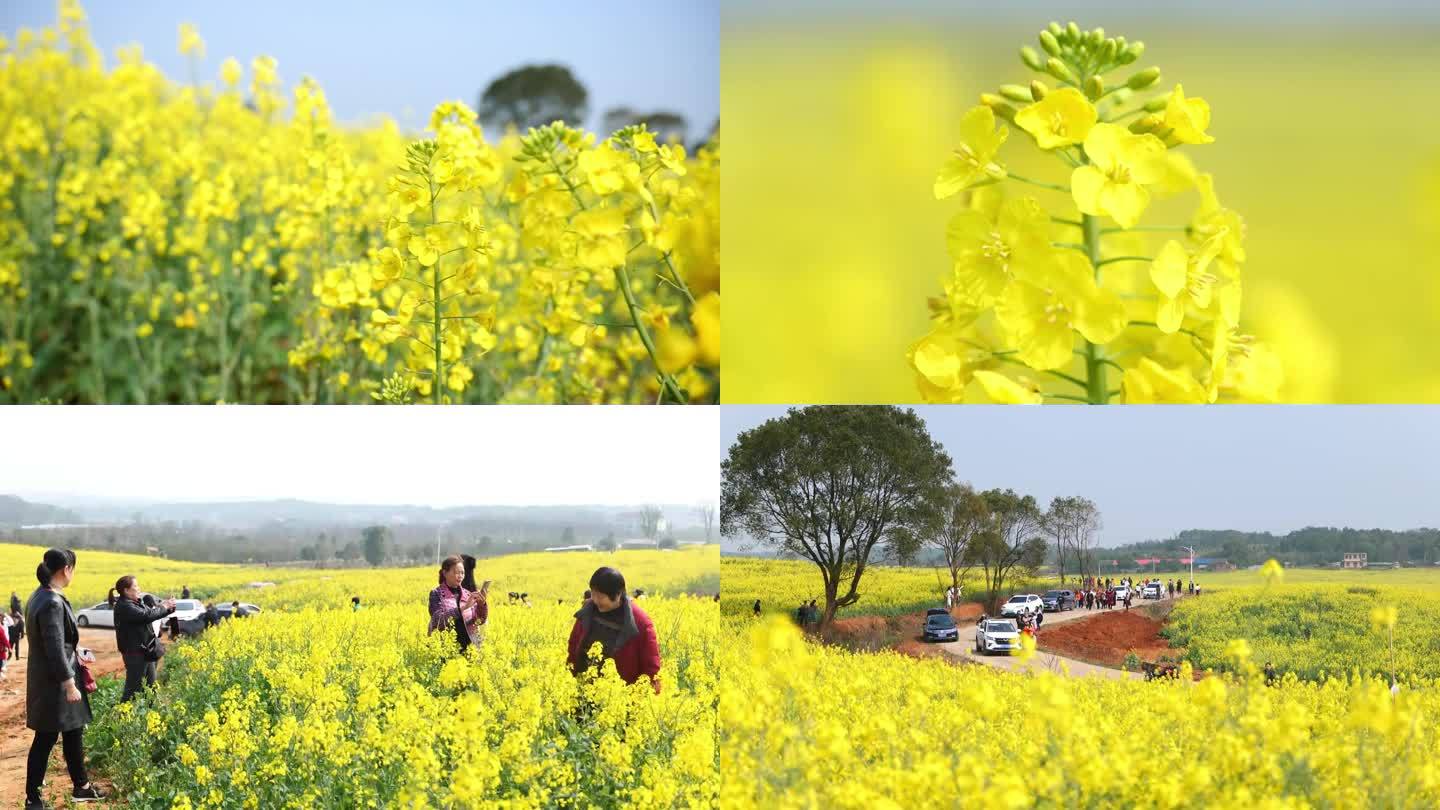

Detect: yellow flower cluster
[723,618,1440,809]
[910,22,1279,404]
[68,545,719,808]
[1166,580,1437,681]
[0,2,719,403]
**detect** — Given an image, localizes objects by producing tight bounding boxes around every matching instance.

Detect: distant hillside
[1107,527,1440,567]
[0,495,80,527]
[38,498,702,531]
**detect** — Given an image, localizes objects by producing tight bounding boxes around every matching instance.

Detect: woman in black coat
[109,575,176,702]
[25,548,104,808]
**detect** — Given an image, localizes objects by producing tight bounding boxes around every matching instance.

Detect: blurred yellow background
[723,10,1440,402]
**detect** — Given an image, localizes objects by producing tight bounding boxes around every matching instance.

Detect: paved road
[935,595,1185,680]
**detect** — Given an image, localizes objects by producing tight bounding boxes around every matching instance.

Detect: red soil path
[1038,609,1179,669]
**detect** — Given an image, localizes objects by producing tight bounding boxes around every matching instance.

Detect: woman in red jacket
[567,567,661,694]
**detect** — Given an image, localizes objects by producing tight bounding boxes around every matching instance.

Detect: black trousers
[121,652,157,702]
[27,727,87,800]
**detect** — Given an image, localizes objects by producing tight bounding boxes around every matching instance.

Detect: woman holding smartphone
[428,555,489,653]
[25,548,104,809]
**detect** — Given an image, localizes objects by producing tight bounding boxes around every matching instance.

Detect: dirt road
[0,628,128,808]
[936,595,1189,680]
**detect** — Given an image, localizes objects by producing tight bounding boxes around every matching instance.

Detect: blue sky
[1,1,718,134]
[721,407,1440,548]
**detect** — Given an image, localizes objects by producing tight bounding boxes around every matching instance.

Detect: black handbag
[142,636,165,662]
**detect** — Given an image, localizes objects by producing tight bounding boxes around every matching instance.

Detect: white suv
[999,594,1043,618]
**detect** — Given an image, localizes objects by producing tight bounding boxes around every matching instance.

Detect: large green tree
[478,64,588,133]
[967,489,1047,613]
[720,406,952,627]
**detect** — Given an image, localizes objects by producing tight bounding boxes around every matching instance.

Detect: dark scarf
[573,594,639,666]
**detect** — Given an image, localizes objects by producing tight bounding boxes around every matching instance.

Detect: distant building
[1208,560,1237,572]
[544,544,593,553]
[618,538,658,550]
[1343,552,1368,569]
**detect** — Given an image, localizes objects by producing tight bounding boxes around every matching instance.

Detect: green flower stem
[614,261,685,404]
[1050,216,1084,227]
[1095,255,1152,267]
[1045,393,1091,403]
[1006,173,1069,193]
[429,180,443,405]
[1081,212,1108,404]
[1101,225,1188,234]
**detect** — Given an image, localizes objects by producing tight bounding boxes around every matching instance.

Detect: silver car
[974,618,1021,655]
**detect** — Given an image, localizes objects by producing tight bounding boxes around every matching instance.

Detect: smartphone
[480,580,492,593]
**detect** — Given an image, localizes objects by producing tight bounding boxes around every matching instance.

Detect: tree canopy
[478,64,589,134]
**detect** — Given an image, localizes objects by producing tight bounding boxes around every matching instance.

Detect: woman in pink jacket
[428,555,488,653]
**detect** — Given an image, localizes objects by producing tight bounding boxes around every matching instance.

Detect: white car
[75,594,199,634]
[1142,583,1163,600]
[974,618,1021,655]
[999,594,1043,618]
[1113,585,1131,601]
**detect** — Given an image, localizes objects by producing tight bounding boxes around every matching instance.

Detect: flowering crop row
[723,618,1440,809]
[0,2,718,403]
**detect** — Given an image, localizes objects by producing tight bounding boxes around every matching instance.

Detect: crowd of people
[15,546,666,810]
[423,553,664,694]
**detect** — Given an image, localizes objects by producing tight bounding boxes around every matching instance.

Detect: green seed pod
[1048,21,1064,37]
[1143,95,1169,113]
[1127,67,1161,90]
[1039,30,1062,58]
[999,84,1032,103]
[1114,36,1127,51]
[1020,46,1044,72]
[1087,30,1104,48]
[1110,87,1134,104]
[1030,80,1049,101]
[1083,75,1104,101]
[1119,41,1145,65]
[1045,58,1079,85]
[1066,21,1081,41]
[1129,114,1163,134]
[980,95,1018,122]
[1100,40,1118,64]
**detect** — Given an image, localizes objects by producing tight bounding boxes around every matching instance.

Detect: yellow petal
[1150,241,1189,298]
[973,370,1043,404]
[1097,181,1149,229]
[1156,295,1186,334]
[1074,286,1126,345]
[1070,166,1106,217]
[1015,88,1096,150]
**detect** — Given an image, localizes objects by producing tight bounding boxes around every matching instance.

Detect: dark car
[1041,589,1077,612]
[922,608,959,642]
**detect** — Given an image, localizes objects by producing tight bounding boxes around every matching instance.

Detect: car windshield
[986,621,1017,633]
[175,600,200,611]
[1006,596,1026,603]
[91,603,109,610]
[927,615,955,627]
[1044,591,1062,598]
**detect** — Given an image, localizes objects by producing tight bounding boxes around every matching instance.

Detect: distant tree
[695,503,716,543]
[339,541,362,561]
[966,489,1047,613]
[362,526,389,567]
[721,406,952,627]
[478,64,588,134]
[598,532,617,552]
[692,118,718,153]
[561,526,576,545]
[600,106,688,142]
[300,546,317,561]
[658,537,679,550]
[1043,496,1102,584]
[917,482,989,601]
[477,535,494,556]
[639,505,664,541]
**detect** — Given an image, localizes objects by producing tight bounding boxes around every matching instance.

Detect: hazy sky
[721,406,1440,548]
[1,407,718,507]
[724,0,1440,23]
[1,1,719,134]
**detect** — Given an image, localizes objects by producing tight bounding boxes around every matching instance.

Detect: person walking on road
[110,576,176,702]
[25,548,106,809]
